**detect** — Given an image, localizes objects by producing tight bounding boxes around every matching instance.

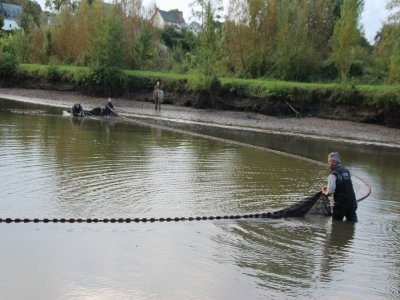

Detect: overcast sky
[36,0,390,44]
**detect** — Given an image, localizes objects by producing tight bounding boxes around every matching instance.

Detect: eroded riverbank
[1,88,399,148]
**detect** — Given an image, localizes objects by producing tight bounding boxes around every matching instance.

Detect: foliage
[388,47,400,83]
[44,27,52,61]
[331,0,364,81]
[193,0,224,92]
[88,6,126,95]
[132,25,153,69]
[8,30,30,63]
[86,64,126,96]
[161,25,196,52]
[90,7,125,68]
[45,64,65,82]
[0,44,18,80]
[45,0,78,12]
[387,0,400,22]
[2,0,400,85]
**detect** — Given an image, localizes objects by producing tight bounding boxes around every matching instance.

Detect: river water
[0,98,399,299]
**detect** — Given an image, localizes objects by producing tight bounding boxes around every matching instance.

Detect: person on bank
[322,152,358,222]
[104,98,115,115]
[153,80,163,111]
[71,103,84,116]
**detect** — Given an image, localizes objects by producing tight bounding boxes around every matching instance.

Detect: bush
[83,65,126,96]
[189,74,221,93]
[0,50,17,81]
[45,65,65,82]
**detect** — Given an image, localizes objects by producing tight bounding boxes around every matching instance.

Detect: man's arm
[322,174,336,196]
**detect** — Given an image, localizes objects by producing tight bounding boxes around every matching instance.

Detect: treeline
[0,0,399,88]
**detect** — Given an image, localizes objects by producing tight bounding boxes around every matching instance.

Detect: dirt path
[1,88,399,148]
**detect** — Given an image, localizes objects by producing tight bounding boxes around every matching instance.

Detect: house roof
[158,10,185,24]
[0,3,22,19]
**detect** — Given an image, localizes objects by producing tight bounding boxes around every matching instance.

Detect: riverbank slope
[0,88,399,148]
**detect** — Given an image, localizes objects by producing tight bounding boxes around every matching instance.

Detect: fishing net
[270,192,333,218]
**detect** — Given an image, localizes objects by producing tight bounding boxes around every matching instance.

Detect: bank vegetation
[0,0,400,127]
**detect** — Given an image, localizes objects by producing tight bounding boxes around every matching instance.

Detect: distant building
[0,2,22,31]
[187,21,202,34]
[151,9,186,29]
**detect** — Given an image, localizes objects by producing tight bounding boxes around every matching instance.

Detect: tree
[45,0,78,11]
[89,6,126,95]
[387,0,400,22]
[190,0,224,29]
[224,0,251,75]
[132,24,152,69]
[44,27,52,61]
[8,29,30,63]
[0,15,4,31]
[331,0,364,81]
[385,0,400,82]
[193,0,224,91]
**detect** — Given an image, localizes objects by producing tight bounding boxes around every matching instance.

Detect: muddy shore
[1,88,399,148]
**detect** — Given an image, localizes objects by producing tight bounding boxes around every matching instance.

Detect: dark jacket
[331,165,357,209]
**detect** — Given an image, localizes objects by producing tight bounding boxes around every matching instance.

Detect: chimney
[178,11,184,24]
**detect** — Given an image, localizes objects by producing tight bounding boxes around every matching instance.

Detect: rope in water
[1,113,371,224]
[120,115,371,202]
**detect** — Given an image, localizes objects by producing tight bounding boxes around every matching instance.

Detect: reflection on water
[0,98,399,299]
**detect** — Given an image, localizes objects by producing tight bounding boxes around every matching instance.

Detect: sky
[36,0,391,44]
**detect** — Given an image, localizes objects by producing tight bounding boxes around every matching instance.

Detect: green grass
[19,63,400,90]
[18,63,400,101]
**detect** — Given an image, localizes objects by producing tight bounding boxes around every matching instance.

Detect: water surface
[0,99,399,299]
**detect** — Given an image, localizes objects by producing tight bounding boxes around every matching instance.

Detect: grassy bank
[6,64,400,127]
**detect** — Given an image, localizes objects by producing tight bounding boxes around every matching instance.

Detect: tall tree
[91,7,125,69]
[8,29,30,63]
[225,0,250,74]
[132,24,152,69]
[90,5,126,95]
[385,0,400,82]
[387,0,400,22]
[331,0,364,81]
[194,0,225,90]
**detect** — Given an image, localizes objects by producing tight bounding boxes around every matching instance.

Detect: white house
[0,2,22,31]
[151,9,186,29]
[187,21,202,34]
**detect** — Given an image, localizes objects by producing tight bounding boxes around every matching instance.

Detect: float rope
[120,115,371,202]
[0,212,289,223]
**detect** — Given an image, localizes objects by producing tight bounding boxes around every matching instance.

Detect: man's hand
[322,186,329,196]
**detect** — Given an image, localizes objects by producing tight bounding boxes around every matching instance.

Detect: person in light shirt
[322,152,358,222]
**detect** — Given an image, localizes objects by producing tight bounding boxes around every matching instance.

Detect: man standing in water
[322,152,358,222]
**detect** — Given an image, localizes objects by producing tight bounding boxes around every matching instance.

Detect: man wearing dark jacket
[322,152,358,222]
[71,103,84,116]
[104,98,115,115]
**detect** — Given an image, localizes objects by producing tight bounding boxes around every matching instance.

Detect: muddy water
[0,99,399,299]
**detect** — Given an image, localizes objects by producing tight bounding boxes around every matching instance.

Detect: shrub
[45,64,64,82]
[84,64,126,96]
[0,50,18,81]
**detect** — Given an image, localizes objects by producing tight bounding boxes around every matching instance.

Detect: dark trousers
[333,202,358,222]
[155,98,161,110]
